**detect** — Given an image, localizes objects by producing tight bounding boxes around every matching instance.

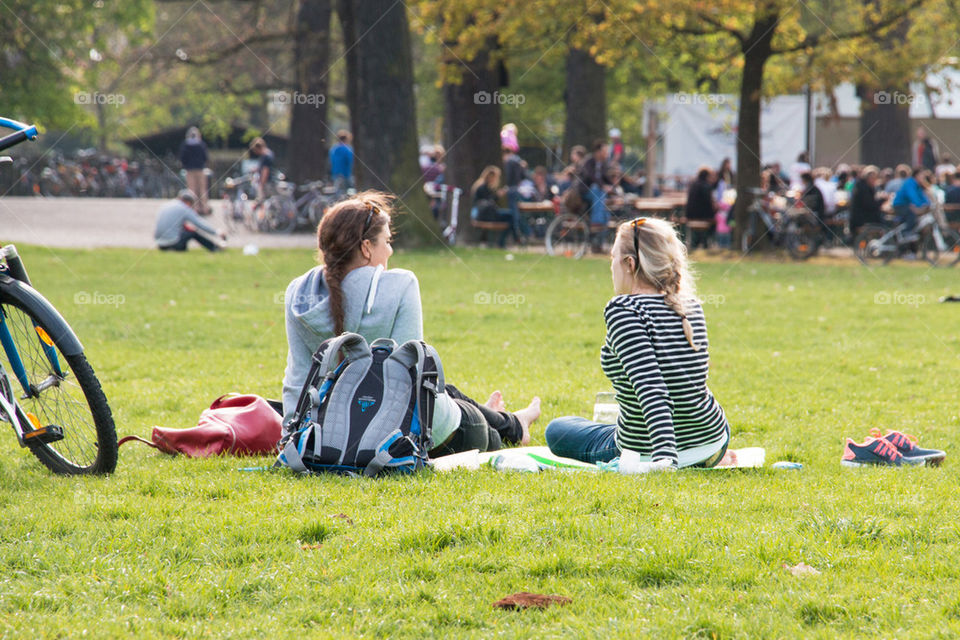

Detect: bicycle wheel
[0,296,116,474]
[785,213,821,260]
[545,214,590,258]
[942,227,960,266]
[854,225,890,265]
[263,196,297,233]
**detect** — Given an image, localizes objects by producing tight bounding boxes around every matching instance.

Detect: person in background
[179,127,210,215]
[789,151,811,191]
[609,128,624,165]
[713,157,734,201]
[558,145,587,192]
[154,189,225,252]
[892,167,930,237]
[328,130,355,197]
[915,127,938,173]
[685,166,716,250]
[799,172,826,222]
[814,168,838,217]
[249,137,276,204]
[945,171,960,205]
[849,165,887,237]
[935,155,955,187]
[531,166,555,201]
[768,162,789,193]
[471,166,521,248]
[579,139,614,231]
[422,144,445,183]
[885,164,910,195]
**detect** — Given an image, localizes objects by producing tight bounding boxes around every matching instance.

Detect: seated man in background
[684,166,716,250]
[154,189,226,252]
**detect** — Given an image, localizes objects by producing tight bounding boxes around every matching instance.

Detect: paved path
[0,197,317,249]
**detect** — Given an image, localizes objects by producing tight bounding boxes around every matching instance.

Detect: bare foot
[485,390,505,412]
[715,449,738,468]
[513,397,541,446]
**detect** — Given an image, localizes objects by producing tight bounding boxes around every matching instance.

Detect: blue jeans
[544,416,619,464]
[587,186,611,225]
[893,204,917,234]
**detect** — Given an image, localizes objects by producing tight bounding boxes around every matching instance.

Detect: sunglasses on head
[362,204,379,239]
[630,217,646,260]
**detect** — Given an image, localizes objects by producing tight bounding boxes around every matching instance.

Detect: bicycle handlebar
[0,117,38,153]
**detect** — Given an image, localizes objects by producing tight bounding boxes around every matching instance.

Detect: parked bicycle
[739,188,825,260]
[0,117,118,474]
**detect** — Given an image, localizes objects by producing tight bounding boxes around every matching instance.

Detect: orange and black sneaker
[841,437,924,467]
[868,428,945,466]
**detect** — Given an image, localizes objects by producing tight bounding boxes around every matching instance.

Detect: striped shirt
[601,294,729,465]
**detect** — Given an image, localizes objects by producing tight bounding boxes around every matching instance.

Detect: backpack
[276,333,444,476]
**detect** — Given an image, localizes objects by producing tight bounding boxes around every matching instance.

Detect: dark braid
[316,191,393,335]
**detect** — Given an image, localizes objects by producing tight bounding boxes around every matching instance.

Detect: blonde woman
[545,217,730,473]
[471,165,521,247]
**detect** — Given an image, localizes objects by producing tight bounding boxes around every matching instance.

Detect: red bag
[119,394,282,457]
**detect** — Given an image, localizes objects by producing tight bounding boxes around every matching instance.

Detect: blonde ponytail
[617,218,701,351]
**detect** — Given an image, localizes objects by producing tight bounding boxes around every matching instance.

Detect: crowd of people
[463,124,652,248]
[684,127,960,252]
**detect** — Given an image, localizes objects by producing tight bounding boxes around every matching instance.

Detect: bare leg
[512,397,541,446]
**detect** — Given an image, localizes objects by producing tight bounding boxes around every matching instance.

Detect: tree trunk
[442,46,502,244]
[345,0,436,245]
[336,0,358,137]
[732,9,777,251]
[858,87,911,167]
[563,47,606,158]
[288,0,331,185]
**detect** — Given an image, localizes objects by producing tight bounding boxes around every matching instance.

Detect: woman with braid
[281,191,540,457]
[545,217,731,473]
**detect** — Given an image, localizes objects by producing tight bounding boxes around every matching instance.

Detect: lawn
[1,245,959,638]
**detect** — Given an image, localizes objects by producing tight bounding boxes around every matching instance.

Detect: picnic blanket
[431,446,765,473]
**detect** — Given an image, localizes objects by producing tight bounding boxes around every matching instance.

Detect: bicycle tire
[854,225,890,265]
[942,227,960,266]
[0,295,117,474]
[785,213,821,260]
[545,214,589,258]
[264,196,297,234]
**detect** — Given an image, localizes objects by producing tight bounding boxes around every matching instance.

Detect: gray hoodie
[282,265,422,421]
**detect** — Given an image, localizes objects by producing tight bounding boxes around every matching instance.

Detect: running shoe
[868,428,946,466]
[841,437,924,467]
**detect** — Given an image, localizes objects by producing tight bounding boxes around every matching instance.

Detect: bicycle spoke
[1,305,100,466]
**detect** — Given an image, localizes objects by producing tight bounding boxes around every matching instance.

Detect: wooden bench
[471,220,510,231]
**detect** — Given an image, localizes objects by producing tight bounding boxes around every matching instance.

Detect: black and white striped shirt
[601,294,729,464]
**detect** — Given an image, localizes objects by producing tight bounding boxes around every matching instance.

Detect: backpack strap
[315,332,372,377]
[284,333,372,434]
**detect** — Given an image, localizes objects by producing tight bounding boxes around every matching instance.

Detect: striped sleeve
[604,303,678,464]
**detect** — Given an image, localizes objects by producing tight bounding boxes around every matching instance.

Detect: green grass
[2,245,960,638]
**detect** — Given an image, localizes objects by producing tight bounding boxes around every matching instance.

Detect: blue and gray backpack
[276,333,444,476]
